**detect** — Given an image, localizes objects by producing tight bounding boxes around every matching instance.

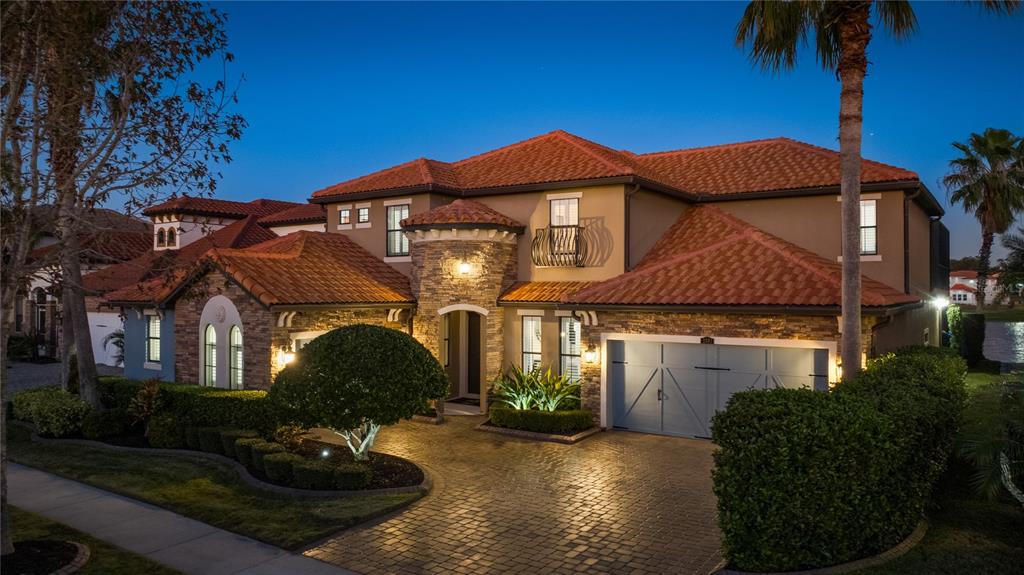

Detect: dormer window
[166,228,177,247]
[156,229,166,247]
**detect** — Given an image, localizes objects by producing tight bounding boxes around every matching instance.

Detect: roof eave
[555,301,921,316]
[401,222,526,234]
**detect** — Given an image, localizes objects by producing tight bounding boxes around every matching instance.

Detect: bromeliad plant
[492,365,581,412]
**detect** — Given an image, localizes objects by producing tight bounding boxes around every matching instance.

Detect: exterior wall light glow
[931,296,950,309]
[583,348,598,363]
[321,448,331,458]
[276,350,296,368]
[457,261,472,275]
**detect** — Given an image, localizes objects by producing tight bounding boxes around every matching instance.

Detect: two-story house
[104,130,948,439]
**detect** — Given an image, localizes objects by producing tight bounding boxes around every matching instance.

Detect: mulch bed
[1,539,78,575]
[300,438,424,489]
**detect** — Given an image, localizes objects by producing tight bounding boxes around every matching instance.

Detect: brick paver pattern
[305,416,722,575]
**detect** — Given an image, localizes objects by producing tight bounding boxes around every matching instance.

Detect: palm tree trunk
[977,229,994,310]
[838,2,872,379]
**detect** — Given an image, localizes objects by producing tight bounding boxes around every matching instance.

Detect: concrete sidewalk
[9,464,358,575]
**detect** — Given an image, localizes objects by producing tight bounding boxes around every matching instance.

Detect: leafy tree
[736,0,1020,376]
[998,227,1024,305]
[945,128,1024,309]
[268,325,449,461]
[950,256,981,271]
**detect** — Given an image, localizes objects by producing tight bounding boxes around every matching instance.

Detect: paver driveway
[306,416,722,575]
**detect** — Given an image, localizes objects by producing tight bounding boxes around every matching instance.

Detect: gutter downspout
[903,188,922,295]
[624,184,641,271]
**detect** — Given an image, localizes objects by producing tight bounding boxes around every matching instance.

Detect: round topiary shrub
[292,460,336,490]
[147,414,187,449]
[234,437,263,469]
[269,324,449,461]
[219,429,259,459]
[251,442,286,474]
[334,463,373,490]
[263,452,304,486]
[82,409,130,440]
[197,427,227,454]
[29,389,92,438]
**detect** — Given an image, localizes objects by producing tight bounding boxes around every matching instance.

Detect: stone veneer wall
[576,310,876,418]
[174,269,274,389]
[409,236,518,389]
[269,308,410,382]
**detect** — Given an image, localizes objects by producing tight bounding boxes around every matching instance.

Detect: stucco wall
[907,201,933,295]
[123,308,176,382]
[872,304,939,353]
[628,189,688,269]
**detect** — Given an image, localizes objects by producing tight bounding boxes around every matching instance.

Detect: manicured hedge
[251,442,286,473]
[234,437,264,469]
[13,387,91,438]
[220,429,259,459]
[198,427,227,455]
[334,464,372,490]
[82,409,130,440]
[147,414,187,449]
[292,460,336,490]
[263,452,304,485]
[97,377,273,434]
[489,406,594,435]
[711,347,967,572]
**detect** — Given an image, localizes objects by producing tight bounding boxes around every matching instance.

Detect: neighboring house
[12,208,151,364]
[105,130,950,439]
[83,196,323,377]
[948,270,1001,305]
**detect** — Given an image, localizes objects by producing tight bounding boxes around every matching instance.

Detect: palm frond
[875,0,918,38]
[974,0,1022,16]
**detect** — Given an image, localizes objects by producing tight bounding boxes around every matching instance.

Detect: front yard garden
[1,506,182,575]
[483,365,596,439]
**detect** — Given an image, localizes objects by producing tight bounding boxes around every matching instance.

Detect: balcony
[531,225,588,267]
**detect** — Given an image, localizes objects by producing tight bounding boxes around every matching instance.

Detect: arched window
[166,228,177,247]
[229,326,243,390]
[156,229,166,247]
[203,324,217,387]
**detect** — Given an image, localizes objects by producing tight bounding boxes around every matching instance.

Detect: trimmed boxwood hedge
[251,442,286,473]
[711,346,967,573]
[197,427,227,455]
[263,452,304,485]
[184,427,202,450]
[81,409,130,440]
[234,437,264,469]
[489,406,594,435]
[220,429,259,459]
[147,414,187,449]
[334,463,372,490]
[13,387,92,438]
[292,460,336,490]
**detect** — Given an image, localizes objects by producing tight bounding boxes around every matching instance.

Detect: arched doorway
[438,304,488,413]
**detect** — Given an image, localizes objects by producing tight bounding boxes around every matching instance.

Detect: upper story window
[860,199,877,255]
[357,207,370,224]
[386,204,410,256]
[550,198,579,227]
[146,315,161,363]
[522,316,543,372]
[166,228,177,247]
[156,229,166,247]
[339,208,351,225]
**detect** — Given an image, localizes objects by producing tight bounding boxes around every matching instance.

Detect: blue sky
[203,1,1023,259]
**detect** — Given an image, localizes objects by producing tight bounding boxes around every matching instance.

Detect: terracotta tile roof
[950,283,977,293]
[143,196,301,219]
[565,205,919,308]
[97,217,278,302]
[258,203,326,226]
[949,270,978,279]
[32,230,152,264]
[499,281,596,303]
[400,199,524,231]
[206,232,413,307]
[311,130,920,201]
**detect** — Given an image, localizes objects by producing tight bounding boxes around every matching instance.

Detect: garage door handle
[612,360,628,365]
[694,366,731,371]
[657,389,663,401]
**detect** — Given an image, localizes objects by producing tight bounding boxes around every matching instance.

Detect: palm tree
[736,0,1020,377]
[945,128,1024,309]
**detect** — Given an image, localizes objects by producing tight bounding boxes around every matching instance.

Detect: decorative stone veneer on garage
[174,269,274,389]
[409,233,518,393]
[576,311,876,418]
[269,307,410,381]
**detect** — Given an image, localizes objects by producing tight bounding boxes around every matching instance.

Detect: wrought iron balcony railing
[531,225,587,267]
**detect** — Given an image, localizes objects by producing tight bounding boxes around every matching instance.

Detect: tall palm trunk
[976,229,995,310]
[838,2,872,379]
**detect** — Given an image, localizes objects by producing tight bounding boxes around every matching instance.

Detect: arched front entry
[438,304,488,413]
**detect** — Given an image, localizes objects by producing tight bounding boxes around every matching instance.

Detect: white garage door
[609,340,829,438]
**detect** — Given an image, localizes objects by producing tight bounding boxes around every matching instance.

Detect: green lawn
[5,506,182,575]
[7,425,421,550]
[969,308,1024,322]
[853,370,1024,575]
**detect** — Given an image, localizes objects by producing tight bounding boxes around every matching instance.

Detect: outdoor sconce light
[276,350,296,368]
[583,347,598,363]
[283,352,296,364]
[931,296,950,309]
[457,261,472,275]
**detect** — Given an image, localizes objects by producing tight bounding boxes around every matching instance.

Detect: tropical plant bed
[298,438,424,489]
[476,419,601,444]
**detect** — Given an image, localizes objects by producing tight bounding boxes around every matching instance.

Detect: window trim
[229,325,243,390]
[385,203,410,257]
[357,207,370,224]
[860,198,878,256]
[559,317,581,382]
[145,314,161,364]
[166,228,176,247]
[203,324,217,387]
[549,197,579,228]
[339,208,351,225]
[521,315,543,372]
[156,229,166,247]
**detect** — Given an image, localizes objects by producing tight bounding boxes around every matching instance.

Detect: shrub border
[16,422,431,498]
[711,520,929,575]
[475,420,602,444]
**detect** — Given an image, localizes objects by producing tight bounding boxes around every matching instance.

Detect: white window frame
[559,317,581,382]
[860,199,877,255]
[203,324,217,387]
[229,325,243,390]
[144,313,161,369]
[386,203,410,257]
[521,316,543,372]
